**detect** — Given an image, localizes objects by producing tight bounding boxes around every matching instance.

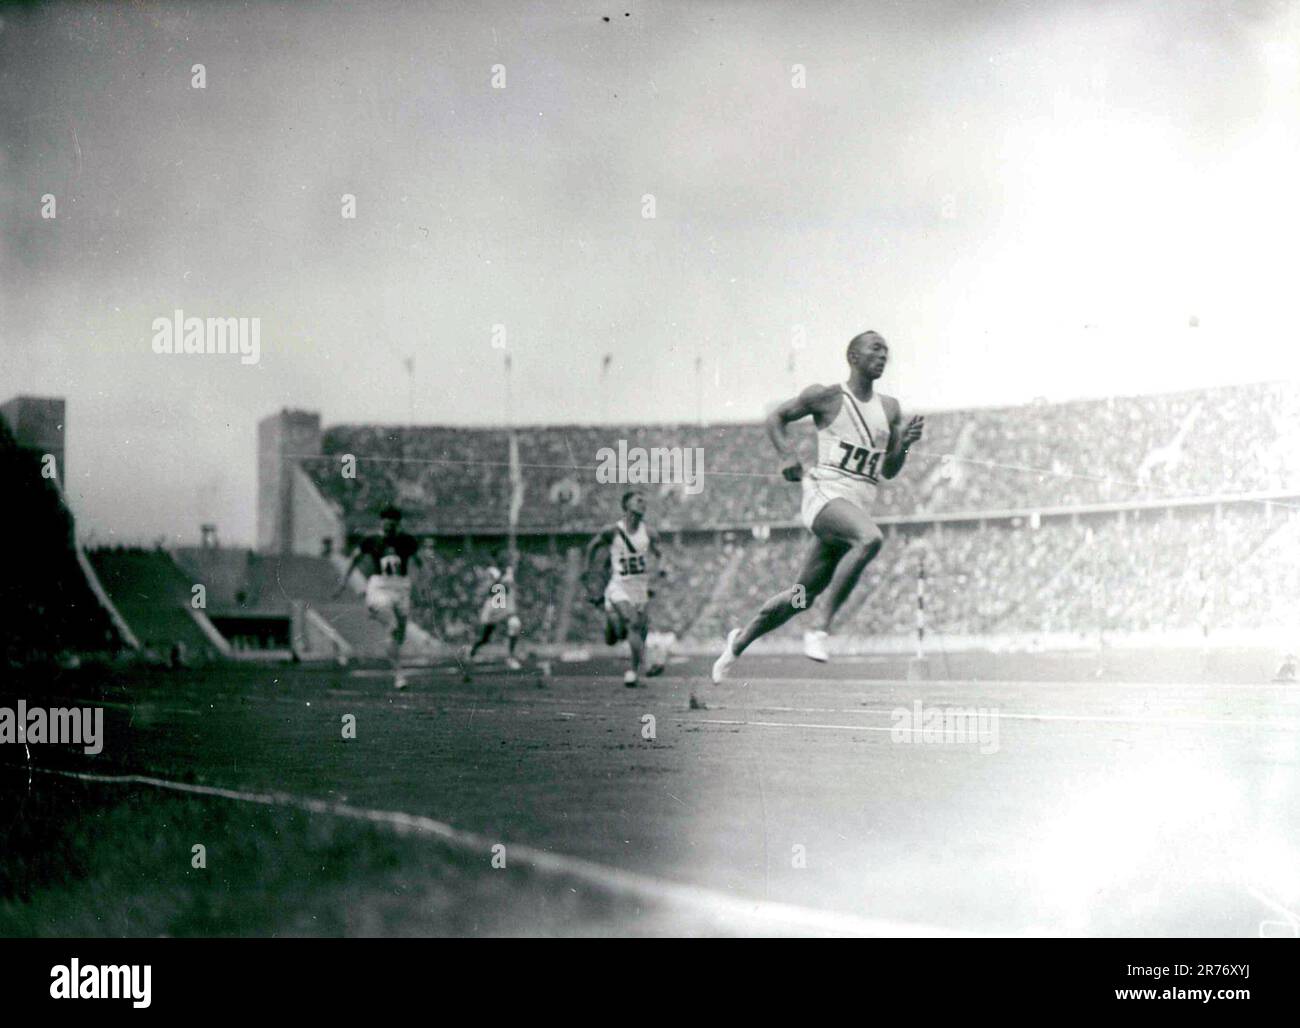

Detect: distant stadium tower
[0,395,66,481]
[257,408,340,555]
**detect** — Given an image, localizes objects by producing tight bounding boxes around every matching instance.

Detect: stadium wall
[257,408,324,554]
[291,463,345,557]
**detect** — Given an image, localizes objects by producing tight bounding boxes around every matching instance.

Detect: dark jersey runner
[357,532,419,577]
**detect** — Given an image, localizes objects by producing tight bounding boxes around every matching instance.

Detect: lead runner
[712,330,923,681]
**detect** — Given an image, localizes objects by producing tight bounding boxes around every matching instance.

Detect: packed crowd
[310,382,1297,646]
[402,501,1292,646]
[415,538,564,642]
[412,531,736,644]
[310,381,1297,533]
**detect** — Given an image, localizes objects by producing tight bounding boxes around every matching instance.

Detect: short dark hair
[621,490,641,510]
[847,330,886,359]
[379,504,402,522]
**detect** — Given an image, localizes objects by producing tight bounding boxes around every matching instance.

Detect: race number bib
[834,441,884,483]
[617,554,647,576]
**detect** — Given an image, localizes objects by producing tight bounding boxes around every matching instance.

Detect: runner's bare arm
[582,525,617,599]
[882,396,924,479]
[767,383,838,482]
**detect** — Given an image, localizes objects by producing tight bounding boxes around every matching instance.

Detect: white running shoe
[394,670,409,690]
[711,628,741,683]
[803,629,830,663]
[506,657,522,670]
[623,669,638,688]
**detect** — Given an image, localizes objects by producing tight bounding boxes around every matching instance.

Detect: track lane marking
[709,705,1300,731]
[685,717,899,734]
[30,687,1295,735]
[644,674,1300,692]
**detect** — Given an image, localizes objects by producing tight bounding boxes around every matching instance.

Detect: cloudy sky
[3,0,1298,544]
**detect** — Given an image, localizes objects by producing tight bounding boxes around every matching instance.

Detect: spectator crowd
[310,381,1297,533]
[315,381,1298,645]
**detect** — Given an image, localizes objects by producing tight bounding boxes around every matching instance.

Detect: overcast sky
[3,0,1298,545]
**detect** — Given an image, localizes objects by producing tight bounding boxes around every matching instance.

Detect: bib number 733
[836,441,883,481]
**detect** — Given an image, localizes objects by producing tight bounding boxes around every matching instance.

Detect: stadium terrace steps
[172,548,442,660]
[247,554,341,607]
[309,602,441,661]
[173,549,342,612]
[308,604,391,658]
[87,550,220,660]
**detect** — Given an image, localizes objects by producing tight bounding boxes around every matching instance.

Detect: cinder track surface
[4,653,1298,936]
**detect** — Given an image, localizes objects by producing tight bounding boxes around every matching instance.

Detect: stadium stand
[173,548,340,612]
[301,381,1297,533]
[170,545,450,660]
[6,381,1295,668]
[86,548,223,663]
[259,381,1296,653]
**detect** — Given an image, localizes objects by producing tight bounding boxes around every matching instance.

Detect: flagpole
[406,355,415,423]
[600,353,613,424]
[400,355,414,468]
[695,354,703,426]
[505,350,516,564]
[504,350,512,424]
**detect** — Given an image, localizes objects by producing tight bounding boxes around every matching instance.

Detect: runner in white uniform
[583,490,665,687]
[712,331,924,681]
[800,383,892,532]
[468,560,523,670]
[605,519,651,611]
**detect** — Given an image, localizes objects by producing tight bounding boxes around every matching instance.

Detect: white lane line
[653,675,1300,692]
[687,717,899,734]
[33,688,1297,735]
[714,706,1300,732]
[27,765,975,938]
[566,705,1298,734]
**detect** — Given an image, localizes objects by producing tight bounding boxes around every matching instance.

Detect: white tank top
[811,386,892,486]
[609,519,651,582]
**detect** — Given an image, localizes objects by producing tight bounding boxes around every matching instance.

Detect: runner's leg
[733,498,880,655]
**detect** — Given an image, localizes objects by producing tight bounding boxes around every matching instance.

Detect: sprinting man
[583,489,665,687]
[468,557,523,670]
[712,330,923,681]
[334,504,422,689]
